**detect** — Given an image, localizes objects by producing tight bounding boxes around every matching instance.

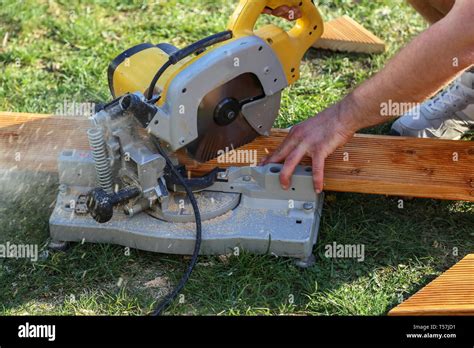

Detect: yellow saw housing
[108,0,324,102]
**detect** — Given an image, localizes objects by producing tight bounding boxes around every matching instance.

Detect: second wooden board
[315,16,386,54]
[389,254,474,316]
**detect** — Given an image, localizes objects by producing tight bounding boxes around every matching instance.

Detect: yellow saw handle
[228,0,324,84]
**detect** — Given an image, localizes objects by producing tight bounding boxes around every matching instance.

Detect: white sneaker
[390,70,474,139]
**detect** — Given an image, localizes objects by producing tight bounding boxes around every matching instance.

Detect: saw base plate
[150,190,241,223]
[50,150,324,262]
[50,189,323,260]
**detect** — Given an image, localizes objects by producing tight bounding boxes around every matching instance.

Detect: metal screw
[217,171,229,180]
[243,175,251,182]
[303,202,314,211]
[124,205,134,216]
[227,111,236,120]
[58,184,67,194]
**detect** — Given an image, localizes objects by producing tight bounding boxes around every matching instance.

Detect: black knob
[86,187,141,223]
[213,97,241,126]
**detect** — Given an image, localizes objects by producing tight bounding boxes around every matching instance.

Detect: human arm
[263,0,474,192]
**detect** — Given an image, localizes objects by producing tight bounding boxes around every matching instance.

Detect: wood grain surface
[1,112,474,201]
[389,254,474,316]
[315,15,386,54]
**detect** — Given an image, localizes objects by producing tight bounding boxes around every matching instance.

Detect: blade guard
[228,0,324,84]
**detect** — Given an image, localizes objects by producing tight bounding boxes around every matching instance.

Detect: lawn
[0,0,473,315]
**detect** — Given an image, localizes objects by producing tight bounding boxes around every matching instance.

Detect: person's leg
[408,0,455,23]
[390,69,474,139]
[391,0,473,139]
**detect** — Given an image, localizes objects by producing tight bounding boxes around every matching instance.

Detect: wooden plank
[1,112,474,201]
[315,16,386,54]
[0,112,90,173]
[389,254,474,316]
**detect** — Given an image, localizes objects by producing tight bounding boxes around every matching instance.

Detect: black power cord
[146,31,233,101]
[146,60,172,101]
[145,31,233,313]
[150,137,202,316]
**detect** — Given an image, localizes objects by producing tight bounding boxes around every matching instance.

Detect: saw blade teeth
[202,135,215,162]
[185,73,266,163]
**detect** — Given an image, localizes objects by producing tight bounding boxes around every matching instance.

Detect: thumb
[311,154,326,194]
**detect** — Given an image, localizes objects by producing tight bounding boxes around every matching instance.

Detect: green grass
[1,0,473,316]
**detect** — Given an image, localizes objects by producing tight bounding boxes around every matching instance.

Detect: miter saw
[49,0,325,302]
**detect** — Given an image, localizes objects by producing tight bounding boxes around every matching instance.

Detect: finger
[262,134,299,165]
[280,146,306,190]
[311,154,325,194]
[294,8,302,19]
[272,5,290,18]
[259,156,269,166]
[284,7,302,21]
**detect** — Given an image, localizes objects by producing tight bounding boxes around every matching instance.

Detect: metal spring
[87,128,113,193]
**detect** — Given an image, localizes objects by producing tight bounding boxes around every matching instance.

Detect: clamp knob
[86,187,141,223]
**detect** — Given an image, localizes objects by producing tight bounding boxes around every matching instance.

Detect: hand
[261,104,356,193]
[262,6,302,21]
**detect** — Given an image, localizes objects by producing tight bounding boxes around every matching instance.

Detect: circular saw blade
[185,73,264,163]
